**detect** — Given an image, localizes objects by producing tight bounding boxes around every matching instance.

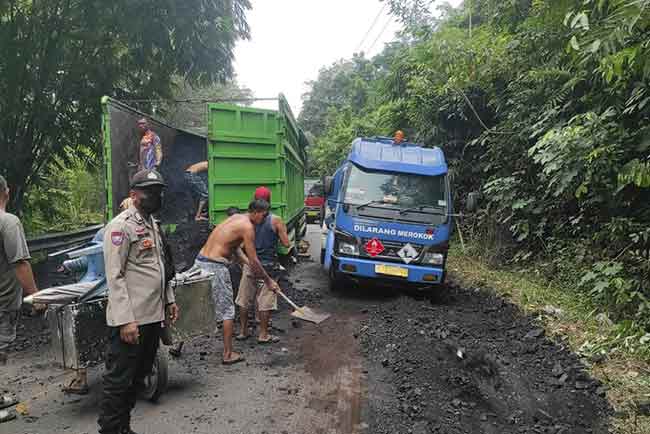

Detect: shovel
[276,289,330,324]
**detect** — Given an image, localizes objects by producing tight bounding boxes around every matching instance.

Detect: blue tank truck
[320,136,453,291]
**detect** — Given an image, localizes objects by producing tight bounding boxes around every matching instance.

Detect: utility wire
[355,2,388,53]
[366,16,393,53]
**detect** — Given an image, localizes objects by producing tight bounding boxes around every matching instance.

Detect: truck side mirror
[466,191,481,212]
[323,176,333,196]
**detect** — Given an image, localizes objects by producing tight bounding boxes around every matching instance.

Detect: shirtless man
[194,199,280,365]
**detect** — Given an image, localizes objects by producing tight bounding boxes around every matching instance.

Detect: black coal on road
[359,281,611,434]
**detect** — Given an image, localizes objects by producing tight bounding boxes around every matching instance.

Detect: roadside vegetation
[22,149,104,235]
[0,0,252,216]
[300,1,650,431]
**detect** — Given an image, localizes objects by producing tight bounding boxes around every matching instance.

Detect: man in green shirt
[0,175,38,366]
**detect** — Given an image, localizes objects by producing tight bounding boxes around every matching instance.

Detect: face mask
[140,191,162,214]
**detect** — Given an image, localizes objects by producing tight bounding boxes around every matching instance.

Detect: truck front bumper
[305,207,320,218]
[333,256,444,285]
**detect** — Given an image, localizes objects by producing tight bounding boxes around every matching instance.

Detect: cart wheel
[140,349,168,403]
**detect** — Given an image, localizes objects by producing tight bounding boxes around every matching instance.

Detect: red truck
[304,179,325,223]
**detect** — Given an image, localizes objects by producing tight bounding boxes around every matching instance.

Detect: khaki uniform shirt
[103,206,174,327]
[0,211,31,311]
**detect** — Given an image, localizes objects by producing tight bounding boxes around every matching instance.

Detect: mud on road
[1,226,611,434]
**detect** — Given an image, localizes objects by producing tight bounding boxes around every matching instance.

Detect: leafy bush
[22,149,103,235]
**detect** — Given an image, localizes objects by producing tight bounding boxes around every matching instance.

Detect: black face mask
[140,191,162,215]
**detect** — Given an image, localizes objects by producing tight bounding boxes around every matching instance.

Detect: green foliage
[23,149,103,235]
[618,158,650,189]
[302,0,650,335]
[0,0,251,214]
[159,78,253,135]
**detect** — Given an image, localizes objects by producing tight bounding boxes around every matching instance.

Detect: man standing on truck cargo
[98,169,179,434]
[194,199,280,365]
[0,175,39,368]
[137,118,163,171]
[184,161,209,221]
[235,187,289,344]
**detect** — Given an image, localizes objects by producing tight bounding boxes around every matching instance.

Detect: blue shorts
[185,171,208,201]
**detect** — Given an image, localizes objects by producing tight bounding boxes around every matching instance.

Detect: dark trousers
[98,323,161,434]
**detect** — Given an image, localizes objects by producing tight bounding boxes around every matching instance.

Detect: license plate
[375,264,408,278]
[307,210,319,217]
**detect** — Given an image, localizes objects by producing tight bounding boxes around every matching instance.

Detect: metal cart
[45,275,214,402]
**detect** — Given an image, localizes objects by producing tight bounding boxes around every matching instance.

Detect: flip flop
[222,354,245,365]
[62,380,89,395]
[257,335,280,345]
[235,334,250,341]
[0,396,17,410]
[0,409,16,423]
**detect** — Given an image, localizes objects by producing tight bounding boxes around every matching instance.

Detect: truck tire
[139,347,168,403]
[320,248,325,265]
[328,264,343,292]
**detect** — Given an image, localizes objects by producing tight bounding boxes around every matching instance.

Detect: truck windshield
[343,164,447,215]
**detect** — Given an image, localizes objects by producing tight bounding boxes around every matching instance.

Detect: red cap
[254,186,271,202]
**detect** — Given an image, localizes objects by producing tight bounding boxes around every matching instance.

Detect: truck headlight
[338,241,359,256]
[423,252,444,265]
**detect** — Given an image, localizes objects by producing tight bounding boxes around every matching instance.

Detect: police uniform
[98,170,174,434]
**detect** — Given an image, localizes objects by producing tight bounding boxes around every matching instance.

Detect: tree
[0,0,251,213]
[303,0,650,329]
[299,54,382,137]
[160,78,254,135]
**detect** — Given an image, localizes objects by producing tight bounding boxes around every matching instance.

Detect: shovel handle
[276,289,303,312]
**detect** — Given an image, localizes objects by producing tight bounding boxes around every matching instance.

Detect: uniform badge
[111,231,124,246]
[142,239,154,249]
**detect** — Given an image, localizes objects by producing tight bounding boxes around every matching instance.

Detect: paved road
[1,224,610,434]
[1,225,371,434]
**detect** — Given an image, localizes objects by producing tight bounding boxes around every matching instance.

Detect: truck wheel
[328,266,343,292]
[140,347,168,403]
[320,249,325,265]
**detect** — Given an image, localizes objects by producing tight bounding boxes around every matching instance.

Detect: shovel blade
[291,306,331,324]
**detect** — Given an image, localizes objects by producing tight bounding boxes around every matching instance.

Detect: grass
[447,245,650,434]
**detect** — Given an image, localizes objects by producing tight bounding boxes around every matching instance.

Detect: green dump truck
[101,95,308,256]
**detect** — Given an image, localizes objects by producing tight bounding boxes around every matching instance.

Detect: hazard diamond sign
[365,238,385,257]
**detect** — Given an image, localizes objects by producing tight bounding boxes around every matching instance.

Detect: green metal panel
[101,96,113,222]
[207,95,306,225]
[101,95,307,243]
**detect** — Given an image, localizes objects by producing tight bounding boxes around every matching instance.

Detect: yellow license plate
[307,210,319,217]
[375,264,408,278]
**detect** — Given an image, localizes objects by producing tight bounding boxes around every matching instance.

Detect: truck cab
[304,179,325,223]
[321,137,452,290]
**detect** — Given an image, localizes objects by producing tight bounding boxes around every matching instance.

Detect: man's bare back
[200,214,253,261]
[199,205,278,291]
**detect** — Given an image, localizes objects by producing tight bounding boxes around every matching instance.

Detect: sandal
[235,334,250,341]
[62,380,89,395]
[0,409,16,423]
[222,354,246,365]
[257,335,280,345]
[0,396,17,410]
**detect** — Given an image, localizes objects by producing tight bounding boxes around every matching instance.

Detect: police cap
[130,169,166,189]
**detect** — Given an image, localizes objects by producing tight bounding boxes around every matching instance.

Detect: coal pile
[166,221,213,272]
[281,259,324,309]
[12,311,50,353]
[360,282,612,434]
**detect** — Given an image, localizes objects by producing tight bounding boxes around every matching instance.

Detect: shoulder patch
[111,231,125,246]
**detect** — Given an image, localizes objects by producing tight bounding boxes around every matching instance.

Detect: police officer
[98,169,179,434]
